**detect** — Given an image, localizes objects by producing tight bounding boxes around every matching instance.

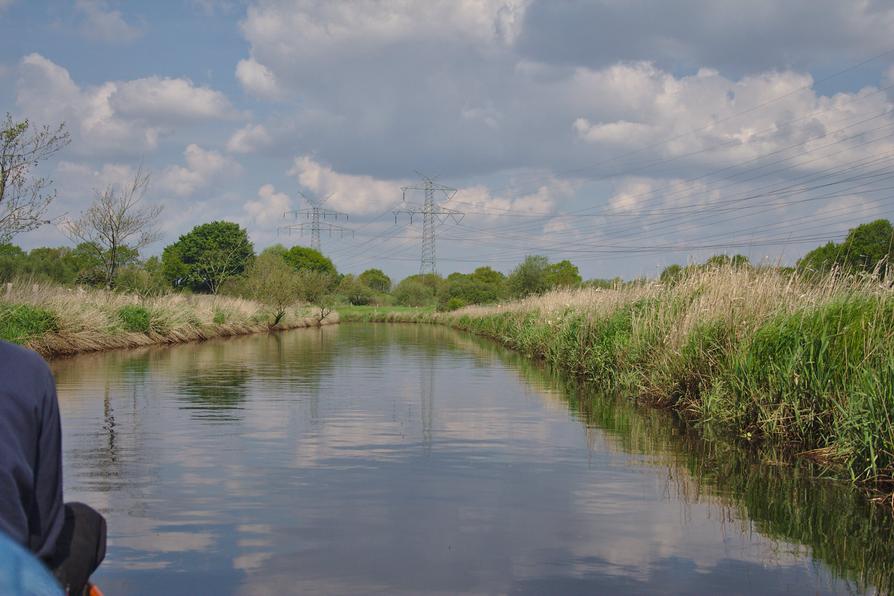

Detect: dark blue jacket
[0,340,64,559]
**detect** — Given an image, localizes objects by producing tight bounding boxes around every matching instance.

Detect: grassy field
[0,281,336,357]
[341,266,894,490]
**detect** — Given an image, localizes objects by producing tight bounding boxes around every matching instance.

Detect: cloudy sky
[3,0,894,280]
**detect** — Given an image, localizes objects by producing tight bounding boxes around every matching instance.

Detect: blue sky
[3,0,894,280]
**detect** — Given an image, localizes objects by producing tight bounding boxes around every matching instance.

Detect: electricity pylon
[393,175,463,275]
[279,191,353,250]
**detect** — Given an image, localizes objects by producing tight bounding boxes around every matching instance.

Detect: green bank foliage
[798,219,894,277]
[117,304,151,333]
[282,245,337,275]
[0,303,59,343]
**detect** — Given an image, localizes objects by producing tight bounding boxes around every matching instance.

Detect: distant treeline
[3,218,892,312]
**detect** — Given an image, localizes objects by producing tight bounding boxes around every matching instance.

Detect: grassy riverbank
[342,266,894,490]
[0,282,335,358]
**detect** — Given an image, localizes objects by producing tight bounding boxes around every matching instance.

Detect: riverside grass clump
[343,266,894,488]
[0,281,337,357]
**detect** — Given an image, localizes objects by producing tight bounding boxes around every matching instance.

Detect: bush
[393,280,435,306]
[338,275,376,305]
[0,304,59,343]
[440,297,466,311]
[358,268,391,293]
[118,305,151,333]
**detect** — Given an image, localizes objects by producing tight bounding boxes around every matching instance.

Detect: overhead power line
[393,175,464,275]
[279,191,354,251]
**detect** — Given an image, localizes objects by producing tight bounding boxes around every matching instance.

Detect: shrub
[118,304,151,333]
[393,280,435,306]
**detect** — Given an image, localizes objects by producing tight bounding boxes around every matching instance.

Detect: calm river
[51,324,893,595]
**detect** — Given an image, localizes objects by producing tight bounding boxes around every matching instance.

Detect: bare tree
[0,113,70,242]
[63,169,163,288]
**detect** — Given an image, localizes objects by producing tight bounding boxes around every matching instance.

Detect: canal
[51,323,893,594]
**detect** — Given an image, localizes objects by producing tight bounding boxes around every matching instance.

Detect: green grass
[337,304,436,321]
[0,303,59,344]
[117,304,152,333]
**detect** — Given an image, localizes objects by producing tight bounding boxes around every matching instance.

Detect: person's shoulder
[0,340,52,380]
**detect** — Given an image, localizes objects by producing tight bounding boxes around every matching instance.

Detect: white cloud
[158,144,242,197]
[288,155,403,215]
[235,58,282,100]
[244,184,291,225]
[288,155,572,220]
[241,0,531,62]
[226,123,273,154]
[17,53,159,155]
[568,63,894,173]
[16,54,237,158]
[110,76,238,122]
[76,0,142,44]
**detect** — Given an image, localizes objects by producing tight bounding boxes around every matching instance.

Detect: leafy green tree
[544,259,582,288]
[358,268,391,293]
[797,220,894,277]
[162,221,255,293]
[0,114,69,242]
[438,267,507,309]
[469,266,506,287]
[0,243,26,282]
[338,274,376,305]
[295,270,336,321]
[244,251,303,325]
[841,219,894,275]
[393,279,435,306]
[116,256,169,297]
[704,254,749,269]
[660,264,683,284]
[507,255,550,298]
[798,241,841,275]
[283,245,337,276]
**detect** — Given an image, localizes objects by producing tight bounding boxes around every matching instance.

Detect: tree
[62,169,162,288]
[841,219,894,275]
[507,255,550,297]
[162,221,255,293]
[283,245,337,275]
[244,251,303,325]
[0,114,70,242]
[393,279,435,306]
[660,264,683,284]
[544,259,582,288]
[798,241,840,275]
[704,254,748,269]
[337,274,376,305]
[797,219,894,278]
[358,268,391,293]
[296,270,336,321]
[469,266,506,287]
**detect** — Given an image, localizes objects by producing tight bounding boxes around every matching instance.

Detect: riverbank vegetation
[342,264,894,493]
[0,281,334,357]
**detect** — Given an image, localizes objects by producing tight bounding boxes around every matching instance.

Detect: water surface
[51,324,893,594]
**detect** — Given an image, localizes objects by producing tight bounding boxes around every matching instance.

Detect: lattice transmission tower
[279,191,353,250]
[393,175,463,275]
